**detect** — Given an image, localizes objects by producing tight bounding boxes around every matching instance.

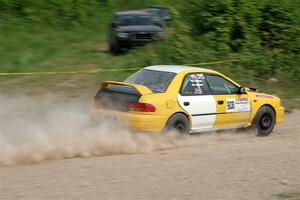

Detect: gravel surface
[0,106,299,200]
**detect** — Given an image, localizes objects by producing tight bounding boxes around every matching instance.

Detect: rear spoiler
[100,81,153,95]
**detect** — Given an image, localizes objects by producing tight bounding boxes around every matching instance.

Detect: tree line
[0,0,299,79]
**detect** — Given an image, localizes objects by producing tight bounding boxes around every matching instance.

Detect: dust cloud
[0,94,254,166]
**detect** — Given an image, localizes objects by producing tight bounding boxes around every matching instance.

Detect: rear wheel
[165,113,190,135]
[254,106,276,136]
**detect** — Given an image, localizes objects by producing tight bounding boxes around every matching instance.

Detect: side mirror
[239,87,247,94]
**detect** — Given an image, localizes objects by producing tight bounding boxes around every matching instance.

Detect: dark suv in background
[109,10,164,53]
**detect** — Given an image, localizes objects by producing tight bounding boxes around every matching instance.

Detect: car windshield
[125,69,176,93]
[118,15,153,26]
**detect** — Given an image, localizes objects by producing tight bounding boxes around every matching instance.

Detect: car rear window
[125,69,176,93]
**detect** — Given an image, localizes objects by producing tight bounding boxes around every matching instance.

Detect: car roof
[147,8,161,11]
[144,65,218,74]
[116,10,151,16]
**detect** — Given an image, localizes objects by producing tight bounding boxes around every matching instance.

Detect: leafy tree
[259,0,296,51]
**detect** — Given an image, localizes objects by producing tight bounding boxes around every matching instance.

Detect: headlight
[117,32,129,38]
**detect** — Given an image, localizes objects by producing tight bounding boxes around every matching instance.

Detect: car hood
[117,25,163,32]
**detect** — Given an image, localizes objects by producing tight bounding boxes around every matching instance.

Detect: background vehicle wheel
[254,106,276,136]
[109,42,120,54]
[165,113,190,135]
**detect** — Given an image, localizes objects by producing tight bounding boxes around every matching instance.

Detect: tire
[110,45,119,54]
[109,42,114,52]
[253,106,276,136]
[109,41,120,54]
[165,113,190,135]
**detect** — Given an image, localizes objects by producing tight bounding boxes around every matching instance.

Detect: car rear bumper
[92,108,169,133]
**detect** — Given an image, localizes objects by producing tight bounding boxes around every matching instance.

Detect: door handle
[217,100,224,105]
[183,102,190,106]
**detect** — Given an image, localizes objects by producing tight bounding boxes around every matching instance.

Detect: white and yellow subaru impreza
[94,65,284,136]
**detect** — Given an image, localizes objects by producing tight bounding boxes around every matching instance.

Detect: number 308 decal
[226,99,235,112]
[226,98,250,112]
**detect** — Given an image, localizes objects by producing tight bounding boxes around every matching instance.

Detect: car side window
[180,73,210,96]
[205,74,239,95]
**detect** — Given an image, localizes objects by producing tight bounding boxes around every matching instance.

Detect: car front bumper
[117,38,156,47]
[275,106,284,124]
[92,108,169,133]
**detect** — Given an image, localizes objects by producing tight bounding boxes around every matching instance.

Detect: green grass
[276,190,300,200]
[0,20,299,109]
[0,19,141,93]
[0,23,107,72]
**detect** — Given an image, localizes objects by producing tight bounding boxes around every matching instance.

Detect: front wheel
[109,40,120,54]
[253,106,276,136]
[165,113,190,135]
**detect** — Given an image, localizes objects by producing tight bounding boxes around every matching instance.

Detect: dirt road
[0,104,299,199]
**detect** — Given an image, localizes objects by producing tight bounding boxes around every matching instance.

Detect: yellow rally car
[94,65,284,136]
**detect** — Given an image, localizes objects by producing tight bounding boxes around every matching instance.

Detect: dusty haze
[0,94,255,166]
